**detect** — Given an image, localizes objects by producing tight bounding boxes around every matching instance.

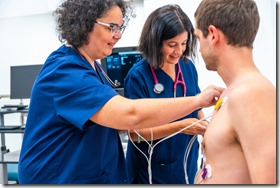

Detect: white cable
[183,135,197,184]
[152,112,214,149]
[128,128,154,184]
[128,111,214,184]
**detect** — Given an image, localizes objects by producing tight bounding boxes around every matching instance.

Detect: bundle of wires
[127,97,227,184]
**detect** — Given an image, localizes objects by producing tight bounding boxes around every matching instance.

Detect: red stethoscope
[150,63,186,97]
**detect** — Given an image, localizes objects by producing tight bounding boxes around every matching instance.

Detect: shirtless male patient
[193,0,276,184]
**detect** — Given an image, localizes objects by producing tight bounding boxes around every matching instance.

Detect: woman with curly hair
[17,0,223,184]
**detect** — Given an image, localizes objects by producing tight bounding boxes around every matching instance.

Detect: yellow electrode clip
[214,98,224,110]
[214,97,228,110]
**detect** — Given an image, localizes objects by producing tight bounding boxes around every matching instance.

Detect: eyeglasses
[94,20,125,36]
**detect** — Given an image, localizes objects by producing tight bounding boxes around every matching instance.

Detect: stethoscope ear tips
[154,83,164,94]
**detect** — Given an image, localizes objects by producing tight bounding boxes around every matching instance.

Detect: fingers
[182,121,207,135]
[199,85,225,108]
[199,120,209,136]
[200,120,209,127]
[210,85,225,101]
[209,85,225,93]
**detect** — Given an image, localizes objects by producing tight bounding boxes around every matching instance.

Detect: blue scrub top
[124,59,200,184]
[18,45,127,184]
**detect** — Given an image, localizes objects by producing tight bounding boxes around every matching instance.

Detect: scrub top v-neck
[18,45,128,184]
[124,59,201,184]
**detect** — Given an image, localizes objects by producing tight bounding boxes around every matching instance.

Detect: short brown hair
[195,0,260,48]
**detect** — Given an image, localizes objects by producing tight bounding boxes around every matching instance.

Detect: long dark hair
[138,4,197,69]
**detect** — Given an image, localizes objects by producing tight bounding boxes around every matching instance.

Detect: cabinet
[0,109,27,184]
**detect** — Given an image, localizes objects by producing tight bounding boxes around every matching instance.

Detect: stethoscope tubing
[70,44,120,88]
[150,63,186,97]
[95,62,121,88]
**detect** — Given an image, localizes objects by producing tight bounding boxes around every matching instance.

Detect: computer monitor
[10,64,43,99]
[100,46,142,95]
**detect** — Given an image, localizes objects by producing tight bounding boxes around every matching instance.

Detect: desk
[0,109,27,184]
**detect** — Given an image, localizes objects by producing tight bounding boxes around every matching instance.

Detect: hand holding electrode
[196,85,224,108]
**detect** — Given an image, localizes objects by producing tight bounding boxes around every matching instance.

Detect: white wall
[0,0,145,153]
[0,0,277,153]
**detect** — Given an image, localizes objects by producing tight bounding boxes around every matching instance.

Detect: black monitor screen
[10,64,43,99]
[101,46,142,89]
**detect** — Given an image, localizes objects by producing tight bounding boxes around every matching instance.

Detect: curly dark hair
[53,0,135,48]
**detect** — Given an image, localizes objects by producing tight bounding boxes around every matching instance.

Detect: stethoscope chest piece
[154,83,164,94]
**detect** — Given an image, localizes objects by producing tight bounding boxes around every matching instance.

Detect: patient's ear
[208,25,220,45]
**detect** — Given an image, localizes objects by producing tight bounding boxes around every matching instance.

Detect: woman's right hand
[197,85,225,108]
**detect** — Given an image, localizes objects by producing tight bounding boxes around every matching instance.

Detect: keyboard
[1,105,28,110]
[0,126,22,130]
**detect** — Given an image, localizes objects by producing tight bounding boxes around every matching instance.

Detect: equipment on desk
[10,64,43,100]
[0,125,22,130]
[1,104,28,110]
[100,46,143,96]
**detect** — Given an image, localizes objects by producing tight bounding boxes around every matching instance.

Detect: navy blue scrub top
[18,45,127,184]
[124,59,201,184]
